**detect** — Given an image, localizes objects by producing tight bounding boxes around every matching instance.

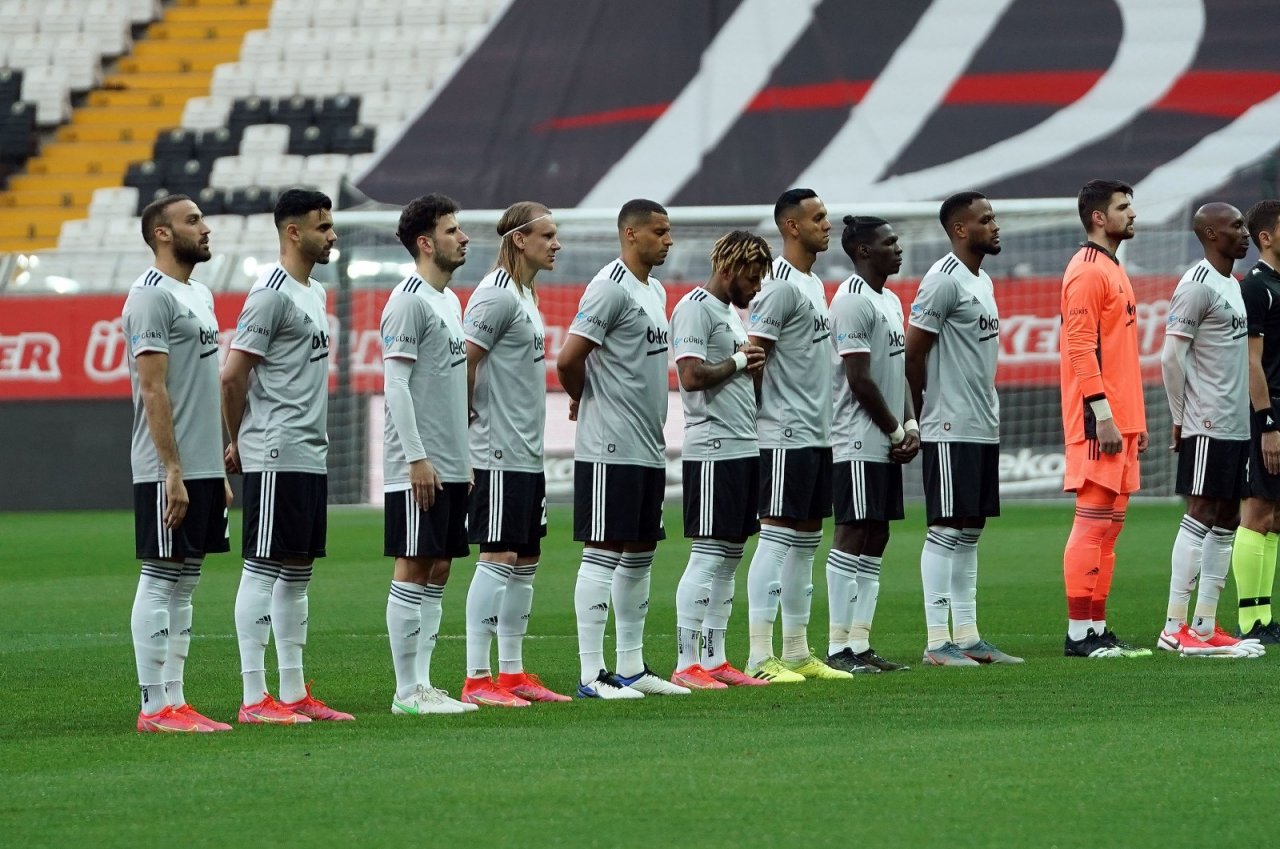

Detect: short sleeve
[380,294,424,361]
[122,287,173,356]
[832,294,875,355]
[746,281,794,341]
[569,279,628,345]
[908,272,959,334]
[1242,272,1271,337]
[671,300,713,362]
[463,285,518,351]
[1166,281,1209,339]
[231,287,286,356]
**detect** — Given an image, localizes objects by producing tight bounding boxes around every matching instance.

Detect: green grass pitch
[2,501,1276,848]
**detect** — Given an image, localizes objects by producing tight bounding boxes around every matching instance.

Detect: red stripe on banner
[533,70,1280,130]
[0,275,1182,400]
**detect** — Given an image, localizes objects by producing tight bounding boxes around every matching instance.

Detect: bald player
[1159,202,1263,658]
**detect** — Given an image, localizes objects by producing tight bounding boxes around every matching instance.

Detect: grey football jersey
[230,264,330,474]
[908,253,1000,444]
[382,275,471,486]
[569,259,669,468]
[1165,260,1249,440]
[830,275,907,463]
[465,268,547,473]
[747,257,832,448]
[671,287,757,461]
[122,267,224,483]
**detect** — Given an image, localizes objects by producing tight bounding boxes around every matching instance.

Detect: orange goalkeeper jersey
[1059,242,1146,443]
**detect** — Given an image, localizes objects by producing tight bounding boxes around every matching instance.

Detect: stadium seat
[202,213,245,243]
[255,153,305,189]
[302,152,349,200]
[57,218,100,251]
[0,68,22,105]
[315,94,360,132]
[152,128,198,169]
[0,102,37,165]
[224,186,273,216]
[331,124,375,155]
[164,159,210,197]
[211,63,255,100]
[181,97,233,133]
[240,29,285,63]
[124,161,165,209]
[326,40,373,66]
[227,96,272,137]
[196,186,226,216]
[88,186,139,218]
[193,127,238,167]
[272,95,316,131]
[289,125,329,157]
[252,63,299,99]
[239,123,291,156]
[209,155,256,190]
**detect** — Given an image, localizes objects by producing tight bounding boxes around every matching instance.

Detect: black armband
[1255,409,1279,433]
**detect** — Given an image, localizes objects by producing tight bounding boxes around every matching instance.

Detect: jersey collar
[1080,241,1120,265]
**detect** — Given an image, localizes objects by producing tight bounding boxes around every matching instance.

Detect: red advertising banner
[0,275,1178,400]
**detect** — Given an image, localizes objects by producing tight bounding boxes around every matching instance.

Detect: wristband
[1088,397,1113,421]
[1256,409,1279,433]
[889,424,906,445]
[731,351,749,372]
[903,418,919,434]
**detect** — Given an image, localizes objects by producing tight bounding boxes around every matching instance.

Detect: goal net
[325,200,1198,504]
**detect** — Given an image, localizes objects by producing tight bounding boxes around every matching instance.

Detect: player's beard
[173,236,210,265]
[433,251,466,273]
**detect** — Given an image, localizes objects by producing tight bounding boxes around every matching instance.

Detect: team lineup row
[122,182,1280,732]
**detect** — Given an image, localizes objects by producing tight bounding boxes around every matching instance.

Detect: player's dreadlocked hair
[710,229,774,281]
[494,200,551,300]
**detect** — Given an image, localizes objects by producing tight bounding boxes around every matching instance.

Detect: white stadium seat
[209,155,257,190]
[239,124,291,157]
[181,96,232,132]
[210,63,254,99]
[88,187,140,219]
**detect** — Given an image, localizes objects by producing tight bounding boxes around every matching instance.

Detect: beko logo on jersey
[813,315,831,333]
[448,338,467,356]
[646,326,669,345]
[979,315,999,331]
[575,311,606,329]
[199,328,219,346]
[533,335,545,352]
[887,329,905,348]
[312,330,330,350]
[1232,315,1247,331]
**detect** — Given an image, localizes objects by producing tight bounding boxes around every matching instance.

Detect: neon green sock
[1233,527,1267,631]
[1261,532,1279,625]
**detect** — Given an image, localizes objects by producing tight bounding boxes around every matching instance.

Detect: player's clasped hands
[890,429,920,464]
[224,442,241,474]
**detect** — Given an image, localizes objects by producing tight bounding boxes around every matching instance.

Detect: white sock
[850,555,882,653]
[746,525,793,665]
[418,583,445,689]
[613,550,654,677]
[132,560,180,713]
[1193,526,1235,636]
[498,564,537,675]
[1068,619,1093,641]
[162,558,201,707]
[235,558,280,704]
[703,543,743,669]
[387,581,425,700]
[465,560,511,678]
[922,527,960,649]
[780,530,821,661]
[273,564,312,703]
[952,528,981,647]
[676,540,723,669]
[824,548,860,656]
[1167,515,1208,632]
[575,547,619,683]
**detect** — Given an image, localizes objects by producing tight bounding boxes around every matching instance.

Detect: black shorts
[384,483,471,559]
[573,461,666,543]
[682,456,760,540]
[134,477,230,560]
[1177,436,1249,499]
[242,471,327,561]
[922,442,1000,524]
[833,459,905,524]
[468,469,547,557]
[758,446,833,522]
[1248,419,1280,501]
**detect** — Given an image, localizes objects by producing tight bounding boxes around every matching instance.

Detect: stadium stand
[0,0,505,256]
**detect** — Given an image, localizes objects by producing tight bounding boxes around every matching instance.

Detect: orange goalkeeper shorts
[1063,435,1141,495]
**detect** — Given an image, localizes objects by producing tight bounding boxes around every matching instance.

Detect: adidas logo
[520,613,531,621]
[769,587,782,597]
[407,628,420,638]
[301,617,309,626]
[256,615,272,625]
[1087,567,1100,576]
[482,615,498,626]
[180,628,192,636]
[639,600,650,610]
[805,587,814,597]
[695,597,710,606]
[589,602,609,612]
[149,628,169,639]
[723,597,734,605]
[931,598,950,607]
